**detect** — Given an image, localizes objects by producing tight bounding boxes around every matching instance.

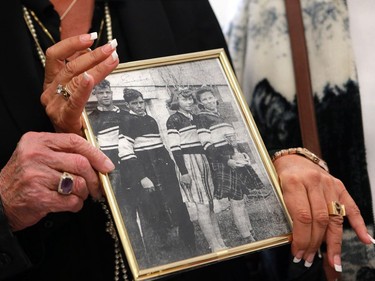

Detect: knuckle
[72,154,91,173]
[315,211,330,228]
[67,133,85,147]
[70,198,84,213]
[40,94,48,107]
[45,46,57,60]
[279,172,300,186]
[64,61,76,76]
[89,49,101,60]
[349,203,362,216]
[295,209,313,225]
[329,215,344,226]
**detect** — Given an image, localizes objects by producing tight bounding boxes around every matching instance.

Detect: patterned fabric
[211,162,263,200]
[88,107,121,167]
[226,0,375,280]
[166,111,215,205]
[196,110,263,200]
[181,153,215,205]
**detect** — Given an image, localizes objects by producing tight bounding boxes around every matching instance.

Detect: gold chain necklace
[22,4,128,281]
[23,2,113,67]
[60,0,78,20]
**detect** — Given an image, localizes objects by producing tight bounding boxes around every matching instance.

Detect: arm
[166,116,188,175]
[0,199,31,280]
[118,121,150,188]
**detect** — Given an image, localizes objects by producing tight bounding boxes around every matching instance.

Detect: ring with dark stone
[327,201,346,216]
[57,172,74,195]
[56,84,72,100]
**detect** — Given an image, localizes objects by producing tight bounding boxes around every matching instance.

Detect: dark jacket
[0,1,325,280]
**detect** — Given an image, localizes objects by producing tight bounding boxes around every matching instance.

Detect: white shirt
[211,0,375,220]
[347,0,375,222]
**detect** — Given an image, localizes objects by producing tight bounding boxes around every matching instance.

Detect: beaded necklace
[22,3,128,281]
[23,2,113,67]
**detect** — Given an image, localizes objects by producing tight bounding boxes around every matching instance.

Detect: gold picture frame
[82,49,292,281]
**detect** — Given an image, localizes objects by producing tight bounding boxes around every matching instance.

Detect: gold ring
[327,201,346,216]
[56,84,72,100]
[57,172,74,195]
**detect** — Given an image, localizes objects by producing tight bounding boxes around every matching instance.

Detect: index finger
[43,132,115,174]
[44,33,98,85]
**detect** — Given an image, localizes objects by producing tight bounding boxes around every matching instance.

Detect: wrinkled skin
[0,34,119,231]
[274,155,371,272]
[0,132,115,231]
[1,34,372,275]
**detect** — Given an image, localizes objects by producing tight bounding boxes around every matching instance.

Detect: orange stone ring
[327,201,346,217]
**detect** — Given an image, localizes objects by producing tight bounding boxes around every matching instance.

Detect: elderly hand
[0,132,115,231]
[40,33,119,135]
[273,154,373,272]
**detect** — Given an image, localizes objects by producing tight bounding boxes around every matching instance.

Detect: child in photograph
[118,88,197,265]
[166,88,226,252]
[196,86,263,243]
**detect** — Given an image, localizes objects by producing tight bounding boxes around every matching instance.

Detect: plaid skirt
[211,162,263,200]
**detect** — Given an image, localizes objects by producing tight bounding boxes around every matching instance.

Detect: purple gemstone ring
[57,172,74,195]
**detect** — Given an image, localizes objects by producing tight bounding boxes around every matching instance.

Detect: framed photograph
[82,49,292,281]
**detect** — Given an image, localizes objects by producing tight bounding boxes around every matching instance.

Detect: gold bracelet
[271,147,329,172]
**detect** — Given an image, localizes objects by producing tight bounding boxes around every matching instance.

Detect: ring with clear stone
[56,84,72,100]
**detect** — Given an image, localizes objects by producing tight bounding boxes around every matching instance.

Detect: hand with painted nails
[0,132,115,231]
[272,154,374,273]
[40,33,119,135]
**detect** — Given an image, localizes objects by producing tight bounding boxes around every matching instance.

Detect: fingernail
[104,159,115,171]
[334,255,342,272]
[368,233,375,244]
[111,50,118,61]
[304,253,315,268]
[103,39,118,53]
[80,32,98,42]
[81,71,91,87]
[83,71,90,81]
[317,249,322,259]
[293,250,304,263]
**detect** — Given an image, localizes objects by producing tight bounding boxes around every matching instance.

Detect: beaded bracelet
[271,147,329,172]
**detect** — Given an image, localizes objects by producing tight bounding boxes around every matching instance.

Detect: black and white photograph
[83,49,292,281]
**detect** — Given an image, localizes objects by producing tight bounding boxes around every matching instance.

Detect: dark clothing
[0,1,325,281]
[88,107,121,168]
[88,107,122,193]
[118,112,196,267]
[166,112,205,175]
[197,111,263,200]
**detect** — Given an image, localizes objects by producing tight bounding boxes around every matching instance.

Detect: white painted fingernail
[334,264,342,272]
[368,233,375,244]
[80,32,97,42]
[111,50,118,61]
[293,250,304,263]
[109,38,118,49]
[334,255,342,272]
[304,260,313,268]
[304,253,315,268]
[90,32,98,40]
